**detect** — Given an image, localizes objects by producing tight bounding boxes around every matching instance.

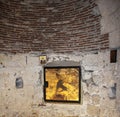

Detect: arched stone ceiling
[0,0,119,53]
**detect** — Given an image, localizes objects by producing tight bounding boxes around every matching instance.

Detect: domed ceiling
[0,0,109,53]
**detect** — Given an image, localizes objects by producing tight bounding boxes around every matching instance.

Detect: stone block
[87,104,100,116]
[100,96,116,109]
[100,109,120,117]
[84,72,92,80]
[92,95,100,105]
[82,54,103,71]
[84,92,91,103]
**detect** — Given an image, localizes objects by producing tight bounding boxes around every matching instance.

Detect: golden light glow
[45,68,80,101]
[39,55,47,61]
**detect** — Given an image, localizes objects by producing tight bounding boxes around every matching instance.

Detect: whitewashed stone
[84,72,92,80]
[0,50,119,117]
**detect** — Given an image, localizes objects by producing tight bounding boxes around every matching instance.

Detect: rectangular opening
[44,66,81,103]
[110,50,117,63]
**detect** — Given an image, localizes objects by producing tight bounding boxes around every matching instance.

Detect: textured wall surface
[0,0,109,53]
[0,51,120,117]
[0,0,120,117]
[97,0,120,49]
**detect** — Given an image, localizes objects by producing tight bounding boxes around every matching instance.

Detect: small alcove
[44,61,82,103]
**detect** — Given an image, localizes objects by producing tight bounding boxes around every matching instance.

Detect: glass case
[44,66,81,103]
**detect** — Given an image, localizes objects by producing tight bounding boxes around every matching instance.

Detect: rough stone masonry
[0,0,120,117]
[0,50,120,117]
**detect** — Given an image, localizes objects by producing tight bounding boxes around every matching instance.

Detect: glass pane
[44,67,81,103]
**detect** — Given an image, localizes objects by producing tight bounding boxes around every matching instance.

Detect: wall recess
[15,77,23,89]
[110,49,117,63]
[44,61,81,103]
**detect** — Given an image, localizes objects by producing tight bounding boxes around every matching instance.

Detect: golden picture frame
[44,66,81,103]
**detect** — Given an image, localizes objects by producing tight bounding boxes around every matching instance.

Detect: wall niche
[44,61,82,103]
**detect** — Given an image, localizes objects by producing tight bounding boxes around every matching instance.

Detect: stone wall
[0,50,120,117]
[96,0,120,49]
[0,0,120,117]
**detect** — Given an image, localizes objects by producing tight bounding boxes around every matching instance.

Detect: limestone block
[87,104,100,116]
[82,82,88,93]
[92,94,100,105]
[25,55,39,67]
[0,54,11,68]
[88,85,99,95]
[79,106,87,116]
[82,53,103,71]
[92,72,106,87]
[100,109,120,117]
[7,54,26,68]
[100,96,116,109]
[83,72,92,80]
[102,70,114,87]
[83,92,91,104]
